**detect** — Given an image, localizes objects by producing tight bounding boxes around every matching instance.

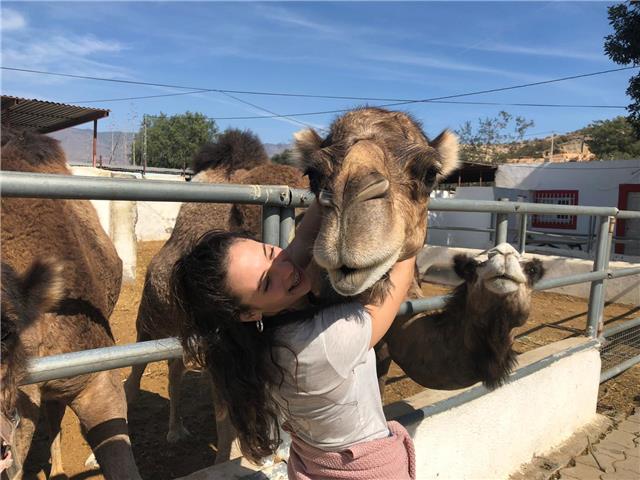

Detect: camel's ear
[453,254,478,282]
[524,258,545,285]
[21,259,64,315]
[293,129,323,168]
[431,130,460,180]
[404,130,459,199]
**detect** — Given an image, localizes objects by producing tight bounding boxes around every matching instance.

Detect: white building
[428,159,640,257]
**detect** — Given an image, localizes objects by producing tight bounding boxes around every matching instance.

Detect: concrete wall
[70,166,138,283]
[177,338,601,480]
[418,245,640,306]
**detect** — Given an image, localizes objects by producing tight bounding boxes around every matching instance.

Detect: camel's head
[0,261,63,471]
[295,108,459,297]
[454,243,545,323]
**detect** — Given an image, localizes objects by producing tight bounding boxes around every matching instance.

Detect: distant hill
[49,128,292,166]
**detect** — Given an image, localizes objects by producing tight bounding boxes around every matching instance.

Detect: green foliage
[133,112,218,169]
[271,149,296,166]
[581,116,640,160]
[604,2,640,136]
[455,111,534,164]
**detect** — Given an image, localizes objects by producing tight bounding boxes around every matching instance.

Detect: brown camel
[293,107,459,300]
[385,243,545,391]
[1,260,62,475]
[124,129,308,462]
[1,129,141,479]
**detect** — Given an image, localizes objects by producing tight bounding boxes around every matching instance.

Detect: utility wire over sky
[2,66,638,118]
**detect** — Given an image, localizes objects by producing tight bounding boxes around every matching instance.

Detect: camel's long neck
[385,283,529,391]
[462,286,530,389]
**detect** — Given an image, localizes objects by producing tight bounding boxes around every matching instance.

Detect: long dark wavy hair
[171,230,289,463]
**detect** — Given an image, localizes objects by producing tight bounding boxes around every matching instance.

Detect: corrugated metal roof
[1,95,109,134]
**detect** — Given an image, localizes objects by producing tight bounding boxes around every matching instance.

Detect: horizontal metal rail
[601,316,640,339]
[0,171,315,207]
[21,266,639,385]
[599,317,640,383]
[23,339,183,385]
[71,162,193,177]
[600,355,640,383]
[428,225,638,244]
[2,172,640,219]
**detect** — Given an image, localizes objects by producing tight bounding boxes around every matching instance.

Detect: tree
[604,2,640,136]
[271,149,297,166]
[456,111,534,164]
[133,112,218,169]
[581,116,640,160]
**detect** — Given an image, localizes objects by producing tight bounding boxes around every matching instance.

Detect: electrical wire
[3,65,637,107]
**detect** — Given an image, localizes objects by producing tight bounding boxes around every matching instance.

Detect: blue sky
[1,1,637,144]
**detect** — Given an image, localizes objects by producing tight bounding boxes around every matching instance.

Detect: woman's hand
[365,256,416,349]
[285,200,322,270]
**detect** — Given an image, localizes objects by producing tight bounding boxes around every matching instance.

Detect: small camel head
[1,260,63,470]
[454,243,545,324]
[294,107,459,297]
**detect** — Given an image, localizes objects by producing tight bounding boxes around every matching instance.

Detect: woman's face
[226,239,311,318]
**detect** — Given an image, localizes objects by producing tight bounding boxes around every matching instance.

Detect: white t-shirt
[271,302,389,451]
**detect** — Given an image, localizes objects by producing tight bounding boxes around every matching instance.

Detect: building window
[532,190,578,229]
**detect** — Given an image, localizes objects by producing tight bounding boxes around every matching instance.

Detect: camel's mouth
[327,251,399,296]
[484,274,524,295]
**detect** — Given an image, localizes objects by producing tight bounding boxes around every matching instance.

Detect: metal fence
[1,170,639,385]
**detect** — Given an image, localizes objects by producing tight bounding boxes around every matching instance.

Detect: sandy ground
[24,240,639,479]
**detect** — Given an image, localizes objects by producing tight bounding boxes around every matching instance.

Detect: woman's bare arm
[366,257,416,349]
[285,200,322,269]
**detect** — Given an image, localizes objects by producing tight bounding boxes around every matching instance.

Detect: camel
[1,129,141,479]
[1,260,63,475]
[385,243,545,391]
[293,107,543,393]
[124,129,308,461]
[293,107,459,301]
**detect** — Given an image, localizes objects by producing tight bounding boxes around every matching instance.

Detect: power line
[217,91,321,131]
[3,65,637,108]
[67,90,626,110]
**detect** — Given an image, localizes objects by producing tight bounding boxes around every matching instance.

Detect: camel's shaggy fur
[384,244,545,392]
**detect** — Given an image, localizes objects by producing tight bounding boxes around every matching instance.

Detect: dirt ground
[27,241,639,479]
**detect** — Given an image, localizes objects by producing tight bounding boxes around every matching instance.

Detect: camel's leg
[166,358,190,443]
[210,377,240,464]
[44,400,67,480]
[69,370,141,480]
[7,385,41,480]
[123,329,151,404]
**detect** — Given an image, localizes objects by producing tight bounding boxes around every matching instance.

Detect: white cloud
[1,8,27,31]
[444,40,606,63]
[2,33,128,80]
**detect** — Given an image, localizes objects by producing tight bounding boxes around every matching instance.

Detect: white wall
[427,187,494,249]
[496,159,640,236]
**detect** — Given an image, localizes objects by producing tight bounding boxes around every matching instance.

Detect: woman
[172,201,416,479]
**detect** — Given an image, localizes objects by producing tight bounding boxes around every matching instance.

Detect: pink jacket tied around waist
[285,420,416,480]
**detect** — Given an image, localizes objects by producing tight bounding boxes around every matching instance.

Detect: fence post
[262,206,280,246]
[586,216,615,337]
[495,198,509,246]
[517,213,528,254]
[279,207,296,248]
